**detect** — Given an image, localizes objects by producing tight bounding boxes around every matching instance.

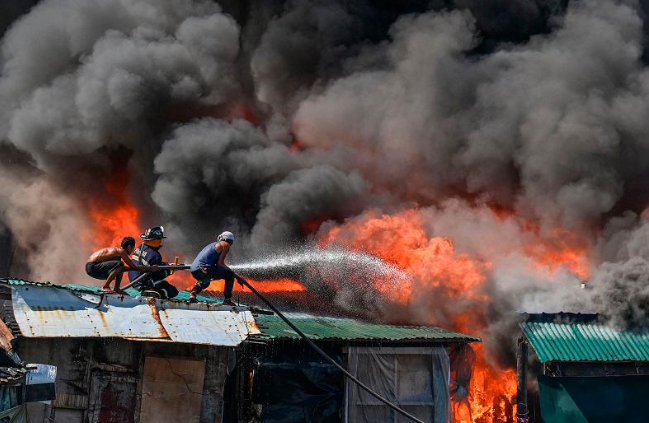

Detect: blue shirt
[190,242,220,272]
[128,244,164,282]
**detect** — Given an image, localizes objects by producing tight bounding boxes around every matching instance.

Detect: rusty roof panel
[12,285,167,339]
[157,306,259,346]
[10,284,254,346]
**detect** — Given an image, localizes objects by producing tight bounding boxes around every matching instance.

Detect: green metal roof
[252,313,480,342]
[521,313,649,363]
[0,278,479,343]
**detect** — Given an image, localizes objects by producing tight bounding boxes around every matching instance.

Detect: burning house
[6,0,649,422]
[0,278,478,423]
[517,313,649,423]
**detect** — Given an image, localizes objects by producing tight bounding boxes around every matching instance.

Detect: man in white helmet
[188,231,242,305]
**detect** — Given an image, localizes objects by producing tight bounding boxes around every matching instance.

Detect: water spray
[231,247,411,287]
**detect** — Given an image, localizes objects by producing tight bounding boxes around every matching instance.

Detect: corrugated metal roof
[4,280,257,347]
[152,302,260,346]
[13,284,167,338]
[252,313,480,342]
[521,313,649,363]
[1,278,478,344]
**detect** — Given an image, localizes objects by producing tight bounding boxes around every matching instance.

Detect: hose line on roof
[235,274,426,423]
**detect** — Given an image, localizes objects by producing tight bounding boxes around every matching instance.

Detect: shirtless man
[189,231,243,305]
[86,237,158,294]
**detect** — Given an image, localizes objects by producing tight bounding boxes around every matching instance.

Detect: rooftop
[0,278,479,346]
[521,313,649,363]
[253,312,479,342]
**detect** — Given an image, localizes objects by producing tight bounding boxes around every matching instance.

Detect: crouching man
[86,237,157,294]
[189,231,242,305]
[128,226,180,299]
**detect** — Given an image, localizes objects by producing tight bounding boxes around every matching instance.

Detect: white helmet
[218,231,235,243]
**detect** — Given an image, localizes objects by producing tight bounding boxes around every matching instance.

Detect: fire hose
[234,273,426,423]
[120,264,191,291]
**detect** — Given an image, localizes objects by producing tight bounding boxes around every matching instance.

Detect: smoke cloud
[3,0,649,371]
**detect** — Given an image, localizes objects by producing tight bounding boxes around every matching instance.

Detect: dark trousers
[191,266,235,299]
[137,279,179,299]
[86,261,123,280]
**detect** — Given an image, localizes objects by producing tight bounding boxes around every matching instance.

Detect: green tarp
[538,375,649,423]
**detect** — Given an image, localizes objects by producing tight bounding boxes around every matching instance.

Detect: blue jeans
[191,266,235,299]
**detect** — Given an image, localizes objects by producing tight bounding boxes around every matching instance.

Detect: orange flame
[168,271,307,294]
[207,277,307,293]
[319,208,589,423]
[84,168,589,422]
[523,227,590,279]
[289,137,306,152]
[84,170,140,251]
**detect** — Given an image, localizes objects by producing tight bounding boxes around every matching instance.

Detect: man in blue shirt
[128,226,179,299]
[189,231,242,305]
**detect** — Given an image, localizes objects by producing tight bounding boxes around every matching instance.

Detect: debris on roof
[521,313,649,363]
[0,366,25,384]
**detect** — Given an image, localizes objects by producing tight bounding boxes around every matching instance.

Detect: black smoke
[2,0,649,361]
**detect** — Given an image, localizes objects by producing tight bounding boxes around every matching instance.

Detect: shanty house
[0,278,479,423]
[236,313,478,423]
[518,313,649,423]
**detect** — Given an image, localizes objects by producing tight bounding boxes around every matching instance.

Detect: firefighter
[189,231,243,305]
[86,237,157,294]
[127,226,180,299]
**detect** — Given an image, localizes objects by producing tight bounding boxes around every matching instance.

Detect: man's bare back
[88,247,128,264]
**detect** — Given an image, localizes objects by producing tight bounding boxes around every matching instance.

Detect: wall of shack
[227,339,464,423]
[15,338,230,423]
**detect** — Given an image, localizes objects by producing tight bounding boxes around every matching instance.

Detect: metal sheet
[522,313,649,362]
[252,312,480,342]
[12,285,167,339]
[11,285,257,347]
[157,301,259,346]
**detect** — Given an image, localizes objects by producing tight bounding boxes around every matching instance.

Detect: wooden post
[516,337,529,422]
[200,347,229,423]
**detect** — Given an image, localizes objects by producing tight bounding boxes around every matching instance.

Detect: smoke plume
[3,0,649,370]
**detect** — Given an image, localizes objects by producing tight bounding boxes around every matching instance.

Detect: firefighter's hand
[150,265,159,271]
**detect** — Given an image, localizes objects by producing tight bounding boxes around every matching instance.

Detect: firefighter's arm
[121,251,158,272]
